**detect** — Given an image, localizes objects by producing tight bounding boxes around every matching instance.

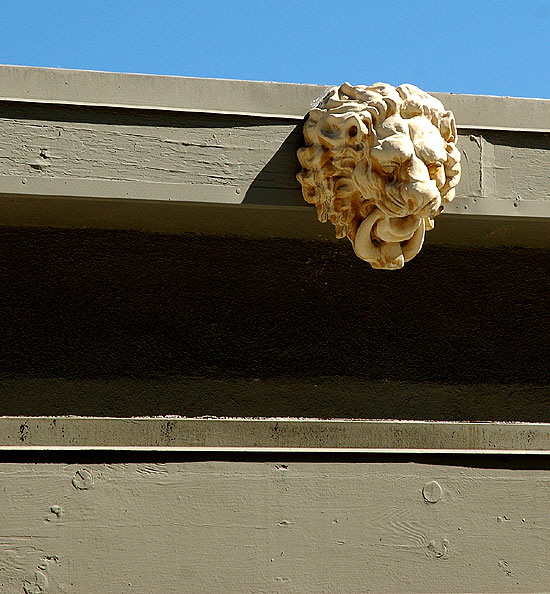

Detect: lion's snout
[401,179,441,217]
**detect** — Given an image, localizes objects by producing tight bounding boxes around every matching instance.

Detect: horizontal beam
[1,65,549,132]
[2,197,549,248]
[0,66,548,247]
[2,417,548,453]
[1,176,549,218]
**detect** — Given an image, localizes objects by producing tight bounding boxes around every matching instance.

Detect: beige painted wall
[1,459,548,593]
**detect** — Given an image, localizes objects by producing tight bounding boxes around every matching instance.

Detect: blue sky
[1,0,549,98]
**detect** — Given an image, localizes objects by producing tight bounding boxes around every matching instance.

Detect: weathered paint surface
[0,96,549,245]
[1,417,548,453]
[0,104,547,205]
[0,104,301,190]
[0,460,548,593]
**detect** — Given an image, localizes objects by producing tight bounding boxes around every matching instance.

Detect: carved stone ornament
[297,82,461,269]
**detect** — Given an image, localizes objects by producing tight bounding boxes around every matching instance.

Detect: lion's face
[353,112,452,268]
[297,82,461,270]
[370,114,447,218]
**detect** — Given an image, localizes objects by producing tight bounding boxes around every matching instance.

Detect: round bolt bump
[72,468,94,490]
[422,480,442,503]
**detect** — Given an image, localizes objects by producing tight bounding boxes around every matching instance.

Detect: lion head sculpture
[297,82,461,269]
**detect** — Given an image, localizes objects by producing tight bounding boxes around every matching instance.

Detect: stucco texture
[0,228,548,420]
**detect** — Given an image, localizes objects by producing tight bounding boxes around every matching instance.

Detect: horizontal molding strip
[1,177,548,219]
[1,417,548,454]
[1,65,549,132]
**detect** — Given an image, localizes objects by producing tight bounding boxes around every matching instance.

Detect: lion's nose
[401,179,440,215]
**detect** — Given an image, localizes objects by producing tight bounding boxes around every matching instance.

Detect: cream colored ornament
[297,83,461,269]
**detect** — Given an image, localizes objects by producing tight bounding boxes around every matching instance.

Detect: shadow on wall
[242,122,305,207]
[0,228,548,420]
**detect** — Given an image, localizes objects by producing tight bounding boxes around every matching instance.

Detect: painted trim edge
[0,65,549,132]
[2,417,548,453]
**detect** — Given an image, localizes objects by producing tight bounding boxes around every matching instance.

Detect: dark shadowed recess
[1,450,549,472]
[0,227,548,420]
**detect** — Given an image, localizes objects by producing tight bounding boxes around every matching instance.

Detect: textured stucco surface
[0,228,547,420]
